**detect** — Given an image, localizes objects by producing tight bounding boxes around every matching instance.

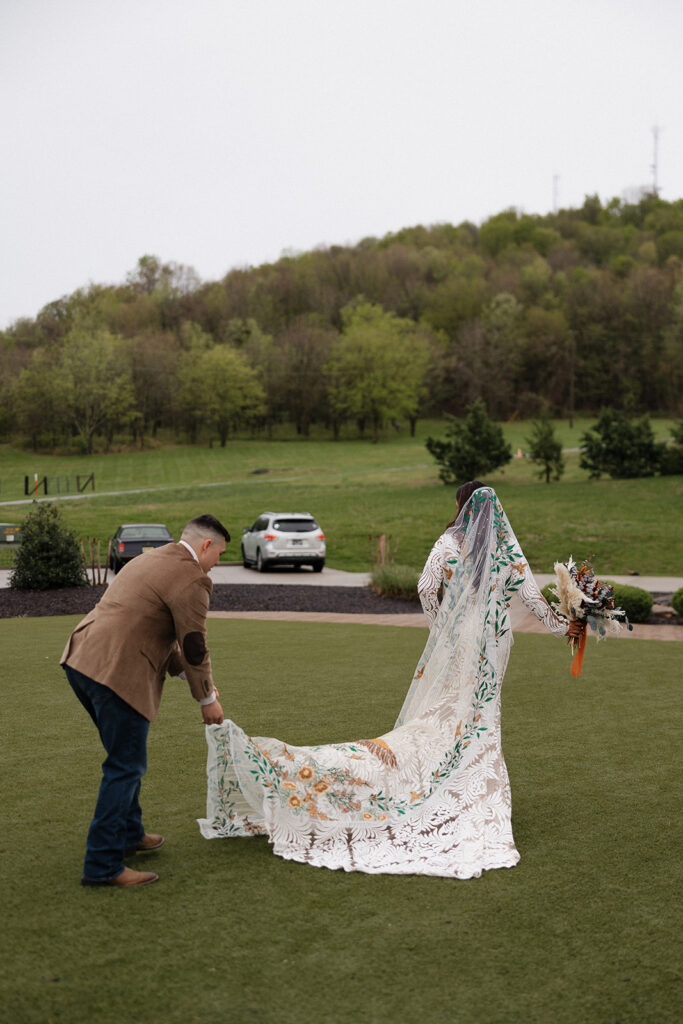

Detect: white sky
[1,0,681,328]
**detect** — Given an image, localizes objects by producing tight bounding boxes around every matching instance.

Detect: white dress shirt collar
[178,538,199,562]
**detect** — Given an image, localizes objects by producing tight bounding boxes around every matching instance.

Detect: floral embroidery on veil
[199,487,568,878]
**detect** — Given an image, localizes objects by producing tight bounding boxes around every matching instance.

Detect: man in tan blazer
[61,513,230,888]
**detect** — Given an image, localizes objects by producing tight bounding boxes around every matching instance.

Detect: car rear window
[119,527,171,540]
[272,519,318,533]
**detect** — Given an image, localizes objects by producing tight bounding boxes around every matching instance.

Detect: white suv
[241,512,326,572]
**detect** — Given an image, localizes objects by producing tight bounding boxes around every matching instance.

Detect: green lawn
[1,616,681,1024]
[0,418,681,574]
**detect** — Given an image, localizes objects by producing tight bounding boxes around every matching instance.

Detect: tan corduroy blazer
[61,543,215,721]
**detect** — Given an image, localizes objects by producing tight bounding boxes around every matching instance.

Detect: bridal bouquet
[549,557,632,677]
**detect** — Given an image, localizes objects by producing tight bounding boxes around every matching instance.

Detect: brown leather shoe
[82,867,159,888]
[124,833,165,856]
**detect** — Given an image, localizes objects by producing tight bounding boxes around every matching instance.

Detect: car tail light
[317,533,325,539]
[263,533,277,540]
[118,541,125,552]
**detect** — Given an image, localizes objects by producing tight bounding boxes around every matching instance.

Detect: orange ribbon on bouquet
[570,630,587,678]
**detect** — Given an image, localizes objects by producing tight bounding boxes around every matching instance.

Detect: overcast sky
[1,0,681,328]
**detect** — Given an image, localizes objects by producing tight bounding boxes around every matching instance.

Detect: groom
[61,513,229,888]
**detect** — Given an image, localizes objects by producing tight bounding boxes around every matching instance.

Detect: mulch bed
[0,585,680,625]
[0,584,423,619]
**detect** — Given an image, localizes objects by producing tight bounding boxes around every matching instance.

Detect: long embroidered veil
[395,485,524,728]
[200,486,528,842]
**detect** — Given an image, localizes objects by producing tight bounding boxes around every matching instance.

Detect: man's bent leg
[65,665,149,883]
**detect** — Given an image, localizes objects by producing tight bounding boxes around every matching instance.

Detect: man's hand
[566,619,585,639]
[202,699,224,725]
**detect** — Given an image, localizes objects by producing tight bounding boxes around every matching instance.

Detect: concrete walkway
[208,600,683,641]
[1,563,681,591]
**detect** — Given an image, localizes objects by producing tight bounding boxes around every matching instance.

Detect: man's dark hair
[182,514,231,545]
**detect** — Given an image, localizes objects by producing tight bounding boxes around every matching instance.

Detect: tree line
[1,192,682,452]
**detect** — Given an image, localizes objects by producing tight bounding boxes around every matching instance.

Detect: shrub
[659,445,683,475]
[671,588,683,617]
[370,564,420,601]
[426,399,512,485]
[579,407,663,479]
[10,502,87,591]
[542,581,653,624]
[659,422,683,475]
[609,584,653,623]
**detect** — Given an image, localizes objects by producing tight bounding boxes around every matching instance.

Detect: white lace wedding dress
[199,488,568,878]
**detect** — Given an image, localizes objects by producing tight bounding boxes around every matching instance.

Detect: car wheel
[256,549,269,573]
[312,560,324,573]
[241,543,250,568]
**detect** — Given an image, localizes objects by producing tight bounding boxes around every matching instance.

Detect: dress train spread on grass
[198,487,567,878]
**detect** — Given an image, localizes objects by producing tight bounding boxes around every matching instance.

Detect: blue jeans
[64,665,149,883]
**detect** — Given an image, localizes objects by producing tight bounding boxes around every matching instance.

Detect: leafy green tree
[126,330,179,444]
[479,292,522,417]
[275,318,336,436]
[518,307,572,415]
[202,345,265,446]
[426,399,512,485]
[14,349,67,448]
[10,502,87,590]
[174,326,215,443]
[175,330,265,445]
[59,329,136,453]
[580,407,663,479]
[525,414,565,483]
[240,321,280,433]
[324,302,431,442]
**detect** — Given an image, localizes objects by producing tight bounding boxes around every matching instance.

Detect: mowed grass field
[0,418,681,573]
[1,616,681,1024]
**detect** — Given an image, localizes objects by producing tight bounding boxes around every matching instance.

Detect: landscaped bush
[542,581,653,624]
[659,419,683,476]
[426,399,512,485]
[671,588,683,617]
[579,407,663,479]
[370,564,420,601]
[608,584,653,623]
[10,502,87,591]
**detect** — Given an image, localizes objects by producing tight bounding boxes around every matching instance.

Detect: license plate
[290,539,304,546]
[142,546,155,552]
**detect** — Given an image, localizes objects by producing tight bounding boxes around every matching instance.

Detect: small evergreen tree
[579,407,663,479]
[10,502,88,590]
[525,414,565,483]
[426,399,512,485]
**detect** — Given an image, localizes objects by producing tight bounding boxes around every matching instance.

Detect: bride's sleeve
[512,565,569,637]
[417,535,446,628]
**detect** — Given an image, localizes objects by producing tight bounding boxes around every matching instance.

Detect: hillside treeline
[2,192,682,451]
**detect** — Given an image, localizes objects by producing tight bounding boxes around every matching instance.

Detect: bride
[199,483,582,879]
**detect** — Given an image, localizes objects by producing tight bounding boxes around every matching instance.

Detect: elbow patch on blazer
[183,631,207,666]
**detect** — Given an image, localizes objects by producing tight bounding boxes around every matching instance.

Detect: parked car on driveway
[241,512,326,572]
[109,523,174,573]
